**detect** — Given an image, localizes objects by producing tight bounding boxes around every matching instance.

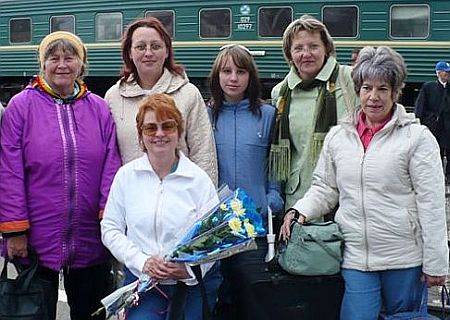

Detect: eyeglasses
[142,120,178,136]
[291,44,322,54]
[133,42,165,53]
[219,43,251,55]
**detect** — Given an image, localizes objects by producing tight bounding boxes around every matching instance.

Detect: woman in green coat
[271,14,358,209]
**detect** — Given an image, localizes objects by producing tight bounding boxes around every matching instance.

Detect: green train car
[0,0,449,106]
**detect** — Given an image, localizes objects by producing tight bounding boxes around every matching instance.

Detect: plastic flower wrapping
[96,186,265,319]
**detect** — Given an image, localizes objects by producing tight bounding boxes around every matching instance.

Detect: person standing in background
[0,31,121,320]
[271,15,358,209]
[415,61,450,182]
[105,17,217,184]
[351,48,360,66]
[207,44,284,319]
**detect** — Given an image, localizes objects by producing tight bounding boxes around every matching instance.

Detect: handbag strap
[8,247,39,291]
[167,281,188,320]
[307,233,343,263]
[0,256,8,280]
[0,247,39,294]
[441,285,450,319]
[192,265,211,320]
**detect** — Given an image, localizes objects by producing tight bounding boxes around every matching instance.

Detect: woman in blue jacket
[208,44,284,320]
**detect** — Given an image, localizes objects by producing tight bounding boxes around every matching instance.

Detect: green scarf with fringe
[269,64,340,182]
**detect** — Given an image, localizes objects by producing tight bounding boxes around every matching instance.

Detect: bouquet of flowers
[96,186,265,319]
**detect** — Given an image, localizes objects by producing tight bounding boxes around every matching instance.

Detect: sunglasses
[142,120,178,136]
[219,43,251,55]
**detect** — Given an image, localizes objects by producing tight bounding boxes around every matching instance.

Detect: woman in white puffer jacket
[280,46,448,320]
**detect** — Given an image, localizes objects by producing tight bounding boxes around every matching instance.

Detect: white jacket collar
[340,103,419,131]
[133,152,195,179]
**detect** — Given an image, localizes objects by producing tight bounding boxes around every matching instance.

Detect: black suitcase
[215,237,344,320]
[216,240,344,320]
[245,270,344,320]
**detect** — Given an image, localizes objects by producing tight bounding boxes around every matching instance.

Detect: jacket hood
[117,68,189,98]
[340,103,419,130]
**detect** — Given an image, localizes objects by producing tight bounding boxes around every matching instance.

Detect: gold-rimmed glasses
[133,42,165,53]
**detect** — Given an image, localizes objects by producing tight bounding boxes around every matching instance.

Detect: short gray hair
[282,15,335,65]
[352,46,406,101]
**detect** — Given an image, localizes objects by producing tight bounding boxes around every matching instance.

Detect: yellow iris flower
[244,219,257,237]
[230,199,246,216]
[228,217,242,233]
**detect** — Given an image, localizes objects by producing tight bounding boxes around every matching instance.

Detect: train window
[258,7,292,38]
[199,8,231,38]
[10,18,31,43]
[96,12,122,41]
[322,6,358,38]
[390,5,430,38]
[50,15,75,33]
[145,11,175,38]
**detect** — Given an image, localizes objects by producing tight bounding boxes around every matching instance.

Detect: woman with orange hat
[0,31,121,320]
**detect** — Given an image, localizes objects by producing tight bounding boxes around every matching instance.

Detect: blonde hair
[282,15,335,65]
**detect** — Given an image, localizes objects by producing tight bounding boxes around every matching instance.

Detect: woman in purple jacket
[0,31,121,320]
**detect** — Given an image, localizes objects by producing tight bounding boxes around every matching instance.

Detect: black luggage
[215,239,344,320]
[246,271,344,320]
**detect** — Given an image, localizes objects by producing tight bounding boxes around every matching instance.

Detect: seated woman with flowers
[101,93,222,320]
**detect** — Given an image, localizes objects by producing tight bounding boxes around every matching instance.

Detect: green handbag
[278,221,344,276]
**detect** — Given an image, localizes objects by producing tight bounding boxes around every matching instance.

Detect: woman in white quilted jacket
[280,46,448,319]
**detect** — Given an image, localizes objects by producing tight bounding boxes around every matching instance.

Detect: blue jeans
[124,263,222,320]
[340,266,425,320]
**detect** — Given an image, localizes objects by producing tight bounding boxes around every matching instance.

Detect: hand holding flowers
[143,256,189,281]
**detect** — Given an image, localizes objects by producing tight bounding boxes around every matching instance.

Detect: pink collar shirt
[356,111,393,150]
